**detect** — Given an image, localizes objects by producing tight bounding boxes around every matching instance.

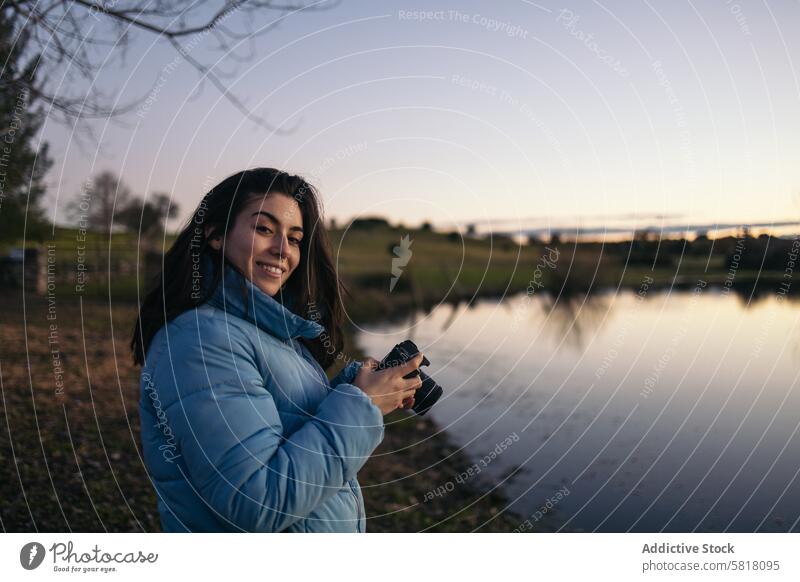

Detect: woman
[131,168,423,532]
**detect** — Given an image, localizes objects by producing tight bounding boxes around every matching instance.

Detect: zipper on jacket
[287,336,362,530]
[348,480,363,532]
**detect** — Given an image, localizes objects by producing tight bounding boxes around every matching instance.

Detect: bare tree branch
[2,0,341,137]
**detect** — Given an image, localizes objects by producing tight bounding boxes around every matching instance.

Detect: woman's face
[211,193,304,296]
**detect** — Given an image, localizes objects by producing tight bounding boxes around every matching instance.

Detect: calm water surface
[357,287,800,532]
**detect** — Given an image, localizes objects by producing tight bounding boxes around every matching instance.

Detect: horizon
[43,212,800,246]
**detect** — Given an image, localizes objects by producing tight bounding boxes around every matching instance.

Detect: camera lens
[411,371,443,416]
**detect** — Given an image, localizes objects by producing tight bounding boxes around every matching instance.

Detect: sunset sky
[42,0,800,237]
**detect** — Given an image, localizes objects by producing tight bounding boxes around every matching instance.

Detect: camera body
[376,340,443,416]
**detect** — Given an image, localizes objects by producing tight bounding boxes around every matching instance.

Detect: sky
[40,0,800,237]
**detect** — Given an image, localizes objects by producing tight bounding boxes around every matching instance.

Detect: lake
[356,282,800,532]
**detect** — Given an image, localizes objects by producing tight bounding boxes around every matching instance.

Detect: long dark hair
[131,168,347,369]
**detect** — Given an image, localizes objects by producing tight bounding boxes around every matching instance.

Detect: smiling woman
[208,194,306,298]
[131,168,344,369]
[129,168,423,532]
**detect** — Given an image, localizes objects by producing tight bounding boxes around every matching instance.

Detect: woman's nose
[268,231,288,256]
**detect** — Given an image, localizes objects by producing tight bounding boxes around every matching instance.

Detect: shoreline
[337,311,563,532]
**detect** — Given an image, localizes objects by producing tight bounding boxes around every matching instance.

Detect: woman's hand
[353,353,425,415]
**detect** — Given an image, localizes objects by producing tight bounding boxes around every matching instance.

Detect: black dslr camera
[376,340,443,416]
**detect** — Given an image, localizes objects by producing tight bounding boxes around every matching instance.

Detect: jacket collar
[206,261,324,340]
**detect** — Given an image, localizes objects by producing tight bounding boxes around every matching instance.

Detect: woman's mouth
[256,261,285,278]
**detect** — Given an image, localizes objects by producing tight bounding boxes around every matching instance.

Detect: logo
[390,234,413,292]
[20,542,46,570]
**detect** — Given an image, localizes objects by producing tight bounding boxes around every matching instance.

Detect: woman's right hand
[353,353,425,415]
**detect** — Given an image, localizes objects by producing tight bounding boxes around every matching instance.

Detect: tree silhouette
[118,192,179,248]
[66,171,132,285]
[0,12,53,243]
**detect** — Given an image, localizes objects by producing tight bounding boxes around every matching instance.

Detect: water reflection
[357,285,800,532]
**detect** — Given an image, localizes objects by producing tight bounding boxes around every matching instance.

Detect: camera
[376,340,443,416]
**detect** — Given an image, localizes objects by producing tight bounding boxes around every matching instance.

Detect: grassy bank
[12,224,792,309]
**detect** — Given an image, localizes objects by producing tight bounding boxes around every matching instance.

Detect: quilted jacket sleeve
[152,317,384,532]
[329,359,364,389]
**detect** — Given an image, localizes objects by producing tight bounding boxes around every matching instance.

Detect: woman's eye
[289,237,301,245]
[255,225,272,234]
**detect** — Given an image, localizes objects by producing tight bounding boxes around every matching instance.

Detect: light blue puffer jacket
[138,263,384,532]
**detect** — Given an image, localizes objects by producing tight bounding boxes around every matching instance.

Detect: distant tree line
[66,171,179,246]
